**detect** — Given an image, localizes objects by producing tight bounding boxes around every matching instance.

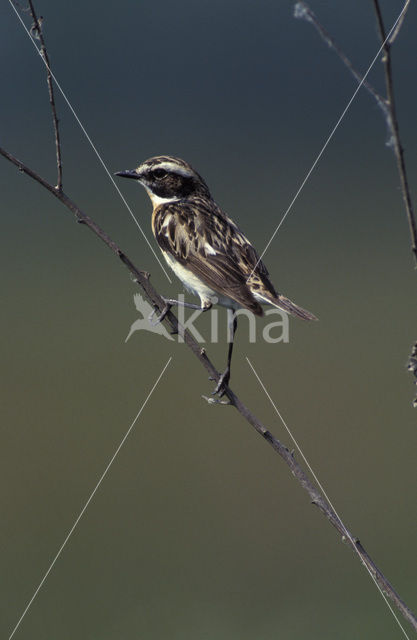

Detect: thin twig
[295,1,417,265]
[294,2,387,110]
[26,0,63,191]
[371,0,417,265]
[295,0,417,406]
[1,143,416,632]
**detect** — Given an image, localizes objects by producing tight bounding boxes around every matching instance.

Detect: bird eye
[153,168,167,179]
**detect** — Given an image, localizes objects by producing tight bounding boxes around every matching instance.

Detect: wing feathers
[153,199,266,314]
[257,294,318,321]
[153,199,314,320]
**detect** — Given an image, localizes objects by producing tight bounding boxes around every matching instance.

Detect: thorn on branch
[388,0,410,45]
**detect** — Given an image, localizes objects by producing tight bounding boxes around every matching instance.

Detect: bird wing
[152,199,275,315]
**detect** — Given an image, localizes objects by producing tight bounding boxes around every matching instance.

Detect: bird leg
[163,297,209,311]
[212,314,237,397]
[150,297,210,326]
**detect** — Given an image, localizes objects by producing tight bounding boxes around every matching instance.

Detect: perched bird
[116,156,317,395]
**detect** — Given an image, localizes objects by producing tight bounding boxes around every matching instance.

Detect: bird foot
[149,299,173,326]
[150,297,211,326]
[202,394,231,406]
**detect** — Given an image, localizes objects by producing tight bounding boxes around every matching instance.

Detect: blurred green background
[1,0,416,638]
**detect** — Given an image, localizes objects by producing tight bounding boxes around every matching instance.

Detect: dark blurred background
[1,1,416,638]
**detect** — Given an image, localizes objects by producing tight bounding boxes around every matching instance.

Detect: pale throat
[142,184,181,207]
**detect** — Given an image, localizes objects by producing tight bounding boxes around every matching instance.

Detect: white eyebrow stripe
[148,162,194,178]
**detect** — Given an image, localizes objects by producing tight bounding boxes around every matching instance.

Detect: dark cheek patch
[179,177,197,197]
[152,175,196,199]
[152,181,174,199]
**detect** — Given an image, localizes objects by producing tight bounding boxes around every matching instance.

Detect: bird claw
[149,301,172,326]
[201,395,231,406]
[148,309,157,324]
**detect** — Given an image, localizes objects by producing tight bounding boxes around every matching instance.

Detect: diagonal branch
[1,143,416,632]
[25,0,63,191]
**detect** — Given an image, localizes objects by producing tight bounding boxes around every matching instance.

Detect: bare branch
[371,0,417,263]
[1,143,416,632]
[372,0,417,408]
[25,0,63,191]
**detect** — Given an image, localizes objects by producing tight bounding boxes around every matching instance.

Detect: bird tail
[258,294,318,321]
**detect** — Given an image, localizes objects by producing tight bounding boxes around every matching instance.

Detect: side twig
[295,0,417,406]
[1,143,416,632]
[26,0,63,191]
[294,2,387,111]
[295,0,417,265]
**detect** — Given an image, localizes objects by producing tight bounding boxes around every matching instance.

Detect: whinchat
[116,156,317,395]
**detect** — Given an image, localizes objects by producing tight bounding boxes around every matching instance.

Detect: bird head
[115,155,211,204]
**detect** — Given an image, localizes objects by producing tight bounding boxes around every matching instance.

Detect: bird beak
[114,169,139,180]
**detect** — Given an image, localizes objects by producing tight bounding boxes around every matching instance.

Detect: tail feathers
[259,294,318,321]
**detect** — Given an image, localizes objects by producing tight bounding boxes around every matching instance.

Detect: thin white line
[249,1,410,278]
[8,357,172,640]
[246,357,411,640]
[8,0,172,283]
